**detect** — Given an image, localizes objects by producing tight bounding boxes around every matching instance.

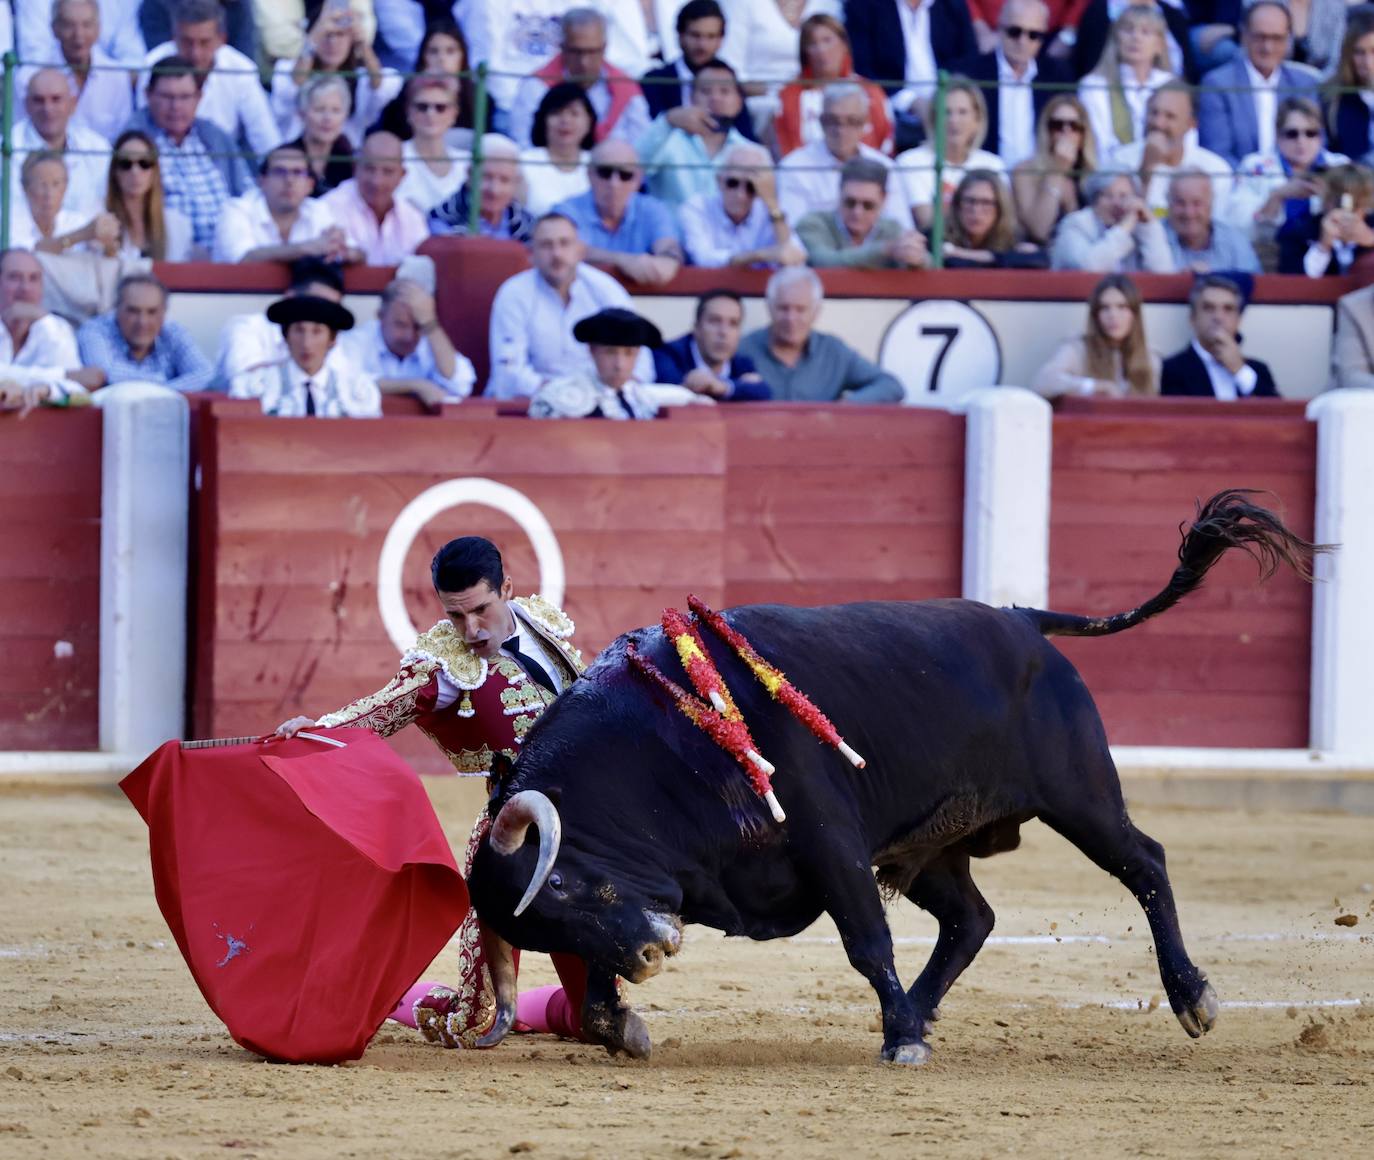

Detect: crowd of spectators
[5,0,1374,415]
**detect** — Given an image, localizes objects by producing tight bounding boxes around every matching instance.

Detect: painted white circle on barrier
[377,479,565,654]
[878,299,1002,403]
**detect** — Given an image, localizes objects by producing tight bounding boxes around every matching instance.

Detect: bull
[468,491,1319,1064]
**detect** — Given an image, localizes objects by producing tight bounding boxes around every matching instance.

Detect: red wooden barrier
[0,409,102,749]
[191,403,965,771]
[1049,403,1317,748]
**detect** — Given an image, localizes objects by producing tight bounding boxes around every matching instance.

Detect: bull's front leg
[813,864,928,1065]
[580,968,652,1060]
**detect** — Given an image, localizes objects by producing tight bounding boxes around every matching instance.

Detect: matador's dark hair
[431,536,504,593]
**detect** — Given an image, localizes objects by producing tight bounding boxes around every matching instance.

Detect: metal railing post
[1,52,15,251]
[929,70,948,270]
[467,62,489,236]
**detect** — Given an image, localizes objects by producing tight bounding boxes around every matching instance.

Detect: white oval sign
[377,478,565,654]
[878,300,1003,402]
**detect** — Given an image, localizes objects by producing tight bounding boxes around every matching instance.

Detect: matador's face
[438,577,516,660]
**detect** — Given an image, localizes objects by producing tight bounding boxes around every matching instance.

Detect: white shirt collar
[1243,56,1281,88]
[996,46,1037,83]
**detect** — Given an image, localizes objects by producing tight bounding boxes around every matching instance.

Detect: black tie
[502,635,558,695]
[303,380,316,416]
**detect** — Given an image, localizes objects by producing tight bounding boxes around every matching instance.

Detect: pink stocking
[516,984,580,1039]
[387,980,440,1029]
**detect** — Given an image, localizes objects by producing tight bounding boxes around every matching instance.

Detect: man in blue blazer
[1197,2,1320,166]
[653,289,771,401]
[951,0,1074,164]
[1161,275,1280,399]
[844,0,979,102]
[641,1,726,121]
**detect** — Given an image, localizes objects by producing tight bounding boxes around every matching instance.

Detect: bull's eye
[548,872,564,891]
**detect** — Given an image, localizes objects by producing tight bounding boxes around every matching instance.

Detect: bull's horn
[474,926,518,1048]
[489,789,562,917]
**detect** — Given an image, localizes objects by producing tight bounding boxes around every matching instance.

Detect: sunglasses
[594,165,637,182]
[1281,127,1321,140]
[842,196,880,212]
[410,101,455,114]
[820,114,867,129]
[115,156,156,171]
[1002,25,1045,41]
[1048,117,1084,133]
[723,176,756,195]
[959,196,999,209]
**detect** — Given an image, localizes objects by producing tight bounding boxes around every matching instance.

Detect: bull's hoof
[881,1040,931,1066]
[585,1001,652,1060]
[1176,982,1219,1039]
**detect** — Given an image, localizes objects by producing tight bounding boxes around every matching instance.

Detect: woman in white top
[720,0,842,119]
[271,5,401,146]
[13,152,116,256]
[395,75,472,214]
[520,82,596,217]
[1033,273,1161,399]
[1079,4,1177,161]
[104,130,194,262]
[894,79,1006,232]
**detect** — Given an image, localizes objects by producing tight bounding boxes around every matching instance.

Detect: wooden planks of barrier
[190,403,967,772]
[0,409,102,750]
[1049,404,1317,749]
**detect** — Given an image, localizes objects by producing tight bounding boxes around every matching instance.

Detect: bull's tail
[1021,489,1327,639]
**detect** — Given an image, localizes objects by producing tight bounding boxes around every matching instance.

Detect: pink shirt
[320,179,430,266]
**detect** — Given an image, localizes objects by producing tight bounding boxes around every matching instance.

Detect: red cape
[121,730,468,1063]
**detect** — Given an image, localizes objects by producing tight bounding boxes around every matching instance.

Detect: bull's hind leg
[1042,804,1218,1039]
[901,850,995,1035]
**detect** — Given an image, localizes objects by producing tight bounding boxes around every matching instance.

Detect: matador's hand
[273,715,317,739]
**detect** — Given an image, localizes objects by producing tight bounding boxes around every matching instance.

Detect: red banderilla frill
[687,595,866,769]
[625,640,785,824]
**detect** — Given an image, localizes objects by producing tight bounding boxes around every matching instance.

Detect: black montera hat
[571,307,663,349]
[266,294,355,334]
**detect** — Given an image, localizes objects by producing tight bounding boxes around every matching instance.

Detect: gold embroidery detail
[441,811,498,1047]
[403,620,487,689]
[315,663,434,737]
[500,682,546,717]
[514,594,576,641]
[511,711,539,741]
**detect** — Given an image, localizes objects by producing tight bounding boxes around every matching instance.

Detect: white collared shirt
[894,0,937,112]
[212,188,342,263]
[997,48,1038,169]
[778,139,908,225]
[16,48,135,144]
[7,119,112,226]
[1243,57,1282,157]
[680,192,787,267]
[141,41,279,155]
[340,318,477,399]
[486,263,652,399]
[397,138,472,215]
[1108,139,1235,212]
[228,353,382,418]
[1191,338,1257,400]
[0,312,81,376]
[430,605,569,711]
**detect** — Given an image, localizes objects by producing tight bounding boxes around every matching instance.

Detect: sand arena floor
[1,779,1371,1160]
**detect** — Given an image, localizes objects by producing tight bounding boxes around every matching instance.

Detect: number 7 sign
[878,301,1003,403]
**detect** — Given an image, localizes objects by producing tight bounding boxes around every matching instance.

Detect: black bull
[468,491,1320,1064]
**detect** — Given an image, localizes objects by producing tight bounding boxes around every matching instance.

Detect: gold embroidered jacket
[315,595,584,774]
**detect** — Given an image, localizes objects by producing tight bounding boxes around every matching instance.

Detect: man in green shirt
[797,158,930,270]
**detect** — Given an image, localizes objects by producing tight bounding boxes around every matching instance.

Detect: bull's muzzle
[630,911,683,981]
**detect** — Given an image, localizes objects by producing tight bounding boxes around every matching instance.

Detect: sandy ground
[1,779,1371,1160]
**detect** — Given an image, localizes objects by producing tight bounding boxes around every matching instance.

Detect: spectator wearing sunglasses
[213,144,358,264]
[797,158,929,268]
[950,0,1074,169]
[552,139,683,285]
[680,143,806,268]
[778,84,906,228]
[104,129,192,262]
[1197,2,1320,168]
[1011,95,1098,246]
[638,59,751,208]
[1226,97,1346,269]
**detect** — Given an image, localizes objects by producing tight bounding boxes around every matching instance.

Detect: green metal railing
[2,52,15,251]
